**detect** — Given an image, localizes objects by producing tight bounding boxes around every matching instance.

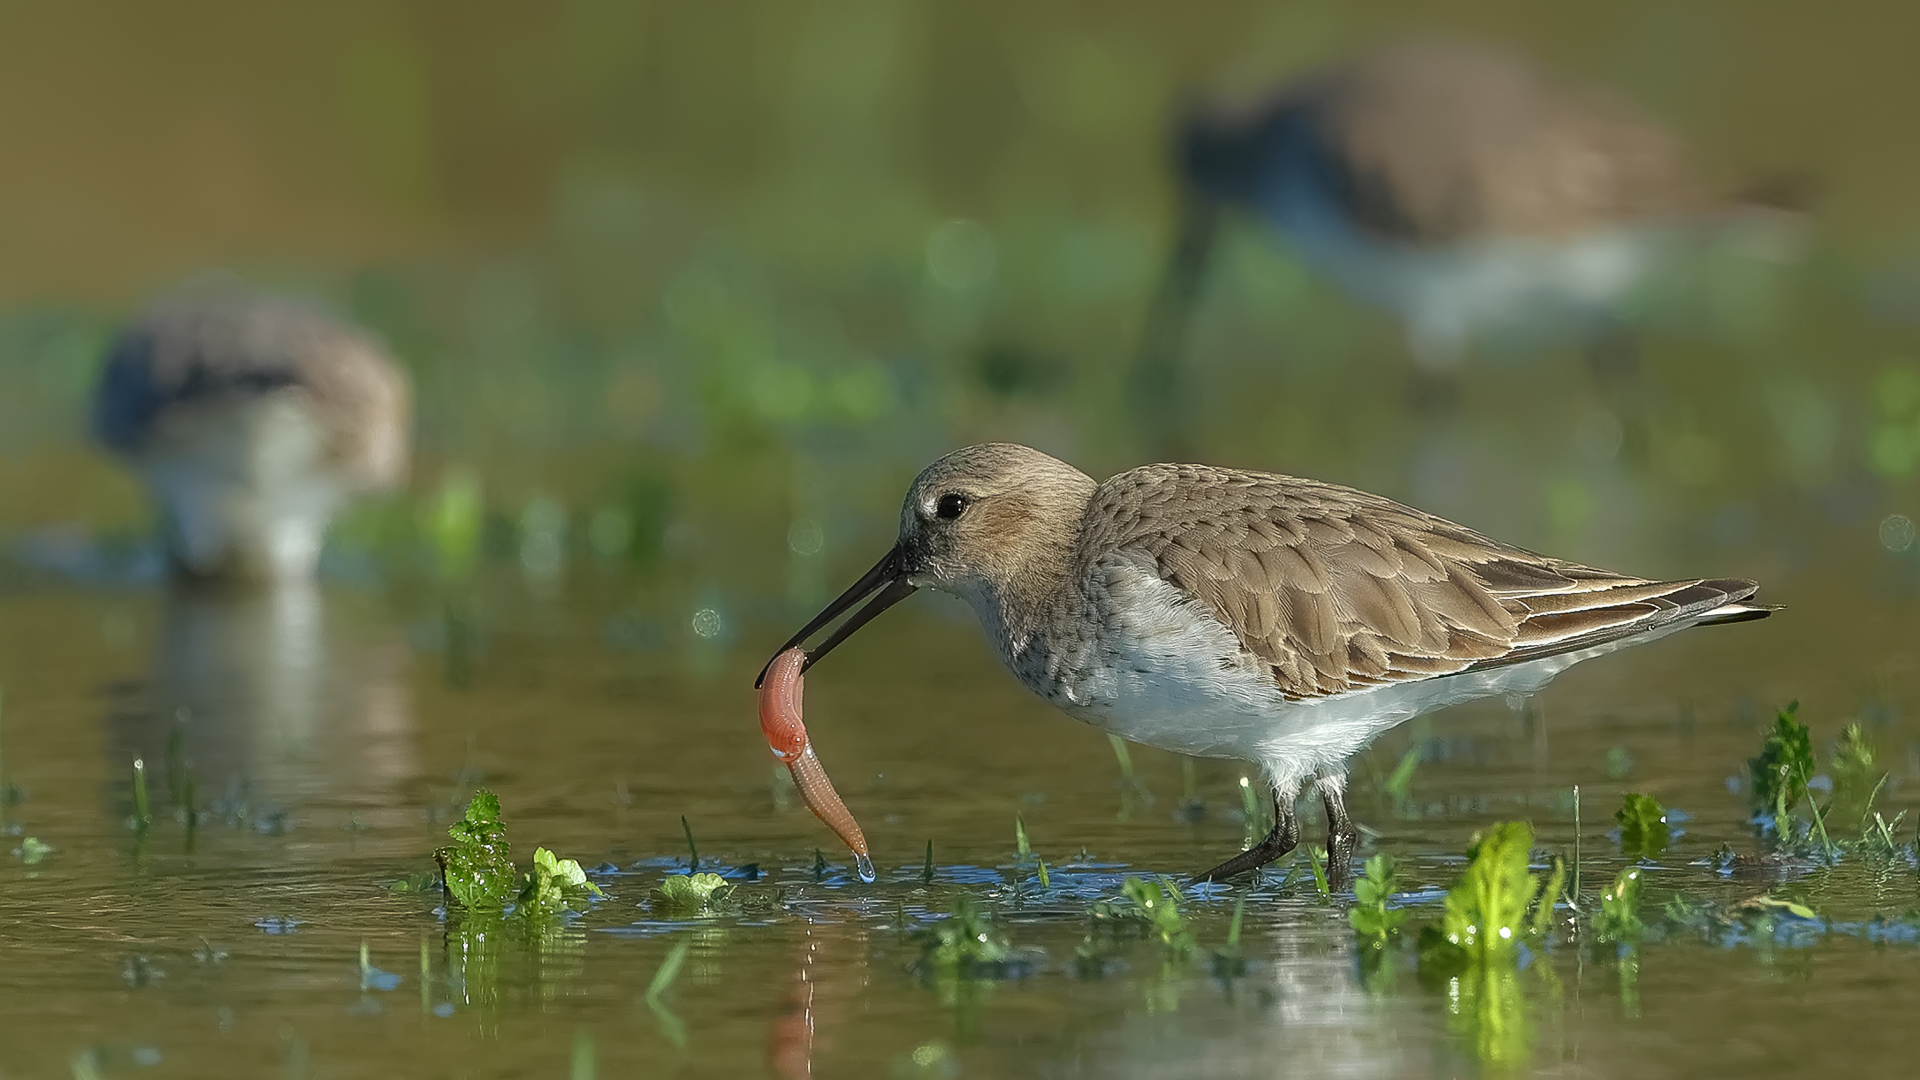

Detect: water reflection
[1074,922,1411,1079]
[103,583,417,828]
[768,918,869,1079]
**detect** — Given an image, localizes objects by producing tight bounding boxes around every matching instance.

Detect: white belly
[1260,182,1672,367]
[1048,563,1690,796]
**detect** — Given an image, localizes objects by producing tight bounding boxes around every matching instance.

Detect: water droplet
[853,853,877,883]
[690,608,723,639]
[1881,513,1915,553]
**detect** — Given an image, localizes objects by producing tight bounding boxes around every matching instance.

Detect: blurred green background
[0,0,1915,646]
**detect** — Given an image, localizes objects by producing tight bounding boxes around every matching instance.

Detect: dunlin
[759,443,1772,883]
[1136,38,1799,427]
[92,294,411,581]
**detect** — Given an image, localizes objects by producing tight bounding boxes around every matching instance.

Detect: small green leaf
[14,836,53,864]
[1120,877,1195,957]
[463,790,501,826]
[650,872,733,916]
[1741,894,1818,921]
[1592,866,1644,942]
[1347,852,1407,945]
[1615,793,1670,858]
[914,896,1012,973]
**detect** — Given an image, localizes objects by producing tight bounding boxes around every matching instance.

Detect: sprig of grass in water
[571,1028,595,1080]
[1348,853,1407,949]
[1385,743,1421,802]
[681,816,699,872]
[646,940,692,1049]
[1304,841,1331,900]
[1120,877,1195,958]
[1749,702,1835,858]
[128,757,151,833]
[1208,894,1250,977]
[922,840,935,885]
[1014,814,1030,858]
[1569,785,1582,909]
[916,896,1014,972]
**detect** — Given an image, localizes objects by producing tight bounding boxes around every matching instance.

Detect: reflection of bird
[761,444,1772,883]
[91,294,411,581]
[1136,40,1799,438]
[106,583,417,827]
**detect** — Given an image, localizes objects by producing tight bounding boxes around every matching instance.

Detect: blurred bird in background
[1134,38,1806,448]
[91,292,411,582]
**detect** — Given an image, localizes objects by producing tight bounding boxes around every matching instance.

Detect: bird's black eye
[935,493,969,520]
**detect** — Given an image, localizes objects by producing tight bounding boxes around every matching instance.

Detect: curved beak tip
[754,546,916,687]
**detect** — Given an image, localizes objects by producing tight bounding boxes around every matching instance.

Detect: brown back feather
[1085,464,1756,699]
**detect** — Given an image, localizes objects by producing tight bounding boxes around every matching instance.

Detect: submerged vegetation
[433,790,604,915]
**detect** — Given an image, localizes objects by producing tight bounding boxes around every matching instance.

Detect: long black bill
[754,546,918,688]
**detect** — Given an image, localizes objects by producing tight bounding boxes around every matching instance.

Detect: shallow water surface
[2,2,1920,1076]
[0,545,1914,1077]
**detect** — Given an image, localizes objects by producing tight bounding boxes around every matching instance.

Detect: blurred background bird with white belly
[1134,38,1807,447]
[90,291,412,583]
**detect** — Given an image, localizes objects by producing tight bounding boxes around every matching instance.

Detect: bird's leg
[1315,772,1359,887]
[1191,785,1298,885]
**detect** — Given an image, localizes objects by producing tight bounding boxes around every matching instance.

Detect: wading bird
[759,443,1772,883]
[1135,39,1801,442]
[92,293,411,581]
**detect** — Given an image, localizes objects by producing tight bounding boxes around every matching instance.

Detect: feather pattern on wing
[1081,463,1760,700]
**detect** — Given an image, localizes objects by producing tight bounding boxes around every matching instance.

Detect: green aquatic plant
[1615,793,1670,859]
[1014,813,1030,858]
[645,939,692,1050]
[922,839,935,885]
[1207,895,1250,979]
[1750,703,1813,825]
[1120,877,1196,958]
[1749,703,1837,857]
[916,896,1013,973]
[1385,743,1421,803]
[127,757,151,833]
[571,1027,595,1080]
[524,847,605,914]
[650,872,733,916]
[1530,857,1566,940]
[12,836,52,864]
[680,815,700,872]
[1591,867,1644,943]
[1303,843,1331,900]
[1828,722,1889,829]
[422,470,484,580]
[1348,853,1408,949]
[1418,822,1545,973]
[436,790,517,909]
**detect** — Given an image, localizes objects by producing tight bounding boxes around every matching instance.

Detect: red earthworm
[759,647,874,881]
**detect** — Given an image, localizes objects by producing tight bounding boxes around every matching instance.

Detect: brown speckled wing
[1088,464,1759,700]
[1302,41,1707,243]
